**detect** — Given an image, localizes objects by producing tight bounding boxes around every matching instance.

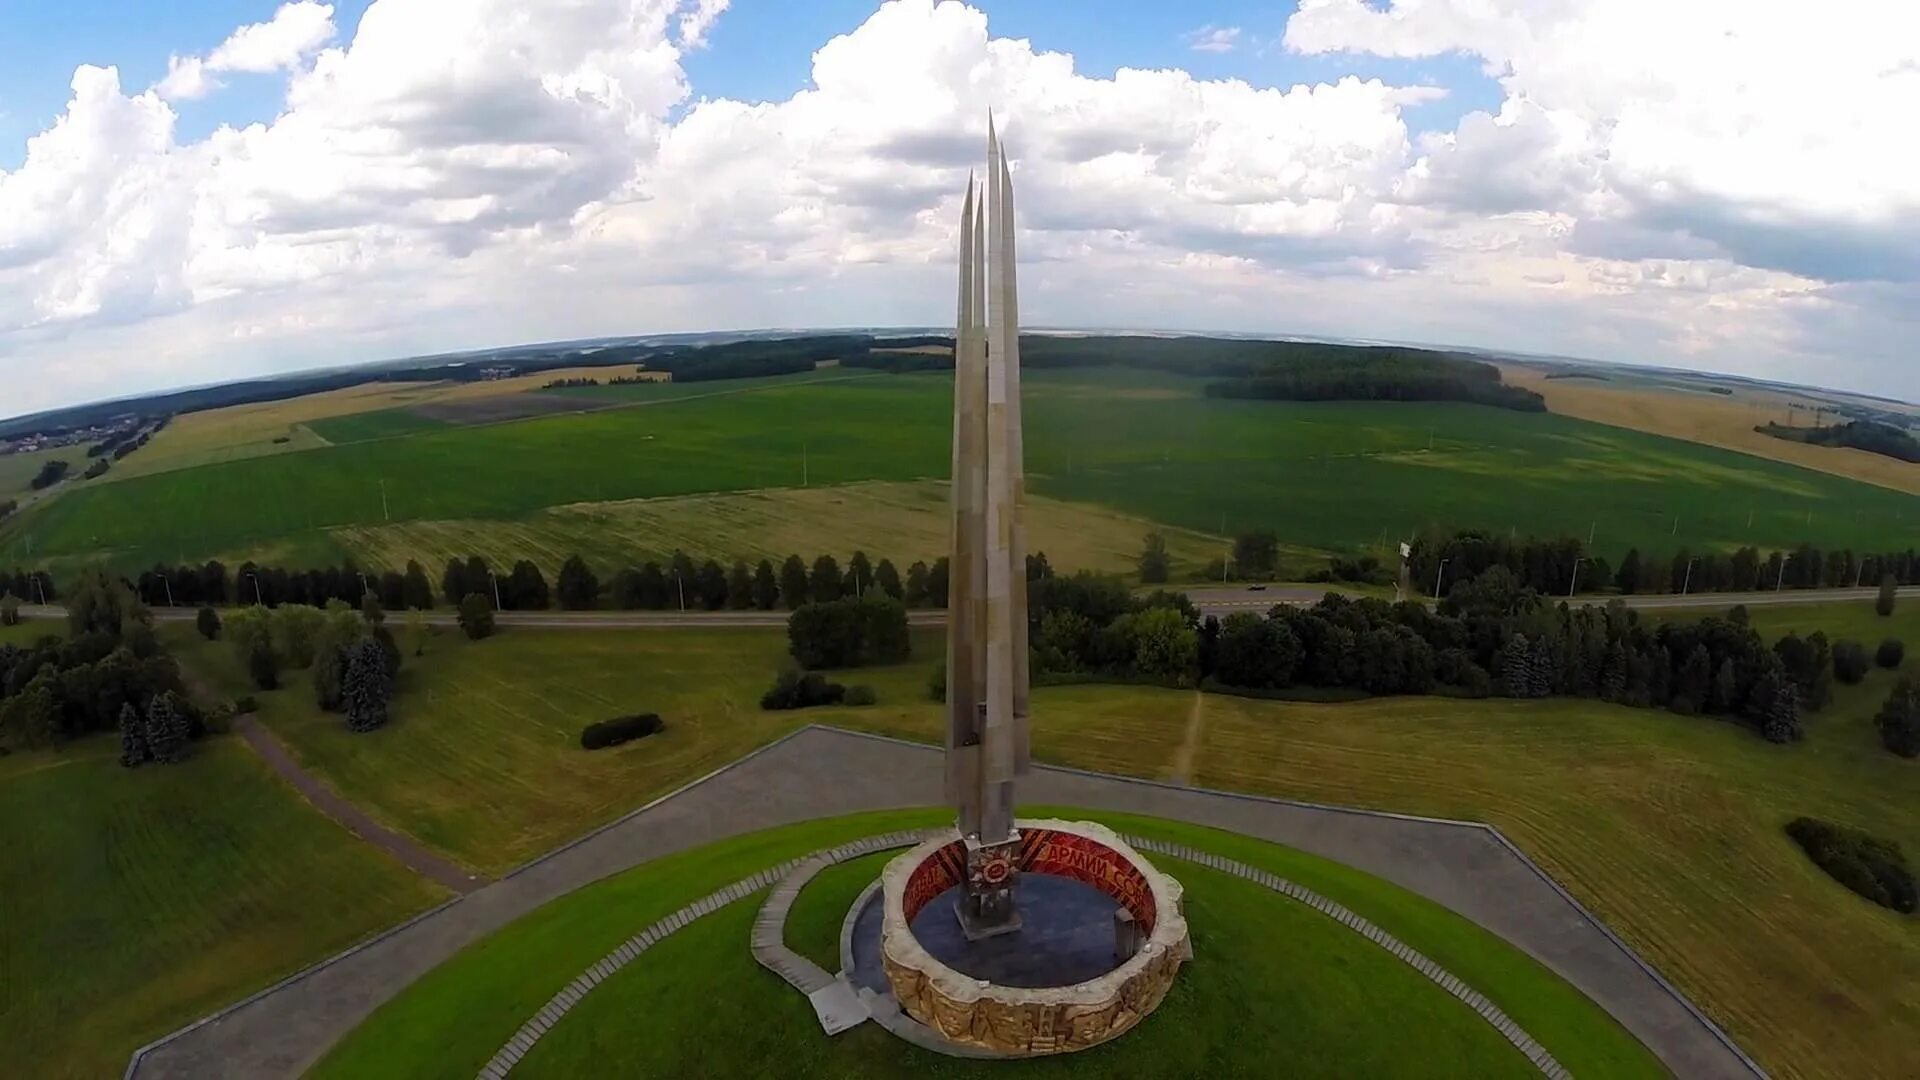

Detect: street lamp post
[488,571,502,611]
[246,573,263,606]
[1433,557,1452,602]
[163,576,175,608]
[674,570,686,612]
[1568,557,1586,599]
[1681,558,1698,597]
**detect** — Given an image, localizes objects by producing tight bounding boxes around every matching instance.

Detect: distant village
[0,414,146,457]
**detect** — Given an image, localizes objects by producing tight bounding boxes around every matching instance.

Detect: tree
[118,702,150,767]
[65,570,147,641]
[787,596,912,669]
[809,555,842,603]
[848,551,874,597]
[556,555,599,610]
[1878,638,1906,669]
[1672,645,1711,715]
[1232,530,1279,578]
[1875,678,1919,757]
[1500,633,1531,697]
[0,593,19,627]
[1833,640,1872,684]
[342,639,395,733]
[927,557,951,608]
[1709,658,1739,714]
[145,692,188,763]
[1527,634,1556,698]
[1750,664,1800,743]
[1616,549,1643,594]
[1138,532,1170,584]
[360,590,386,626]
[635,562,669,609]
[402,560,435,610]
[696,559,728,610]
[458,593,495,640]
[1879,574,1899,617]
[904,561,930,606]
[506,560,550,610]
[246,639,280,691]
[752,560,780,610]
[1212,613,1300,689]
[464,555,492,605]
[727,560,755,610]
[875,559,903,600]
[195,606,221,640]
[1111,607,1198,682]
[780,555,810,611]
[441,558,470,607]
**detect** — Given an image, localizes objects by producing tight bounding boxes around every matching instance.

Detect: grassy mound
[311,810,1659,1079]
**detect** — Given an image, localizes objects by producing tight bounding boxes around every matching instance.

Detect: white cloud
[1183,25,1241,54]
[4,0,1920,420]
[156,2,339,100]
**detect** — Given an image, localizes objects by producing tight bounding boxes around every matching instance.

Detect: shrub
[233,695,259,715]
[1877,679,1919,758]
[1833,640,1871,684]
[1784,816,1916,914]
[580,713,664,750]
[760,670,847,710]
[246,640,280,691]
[844,685,877,706]
[1877,574,1898,617]
[1878,638,1905,669]
[928,661,947,702]
[196,606,221,640]
[0,594,19,626]
[458,592,495,640]
[786,595,911,669]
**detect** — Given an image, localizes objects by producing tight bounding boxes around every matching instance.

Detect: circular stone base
[875,819,1190,1057]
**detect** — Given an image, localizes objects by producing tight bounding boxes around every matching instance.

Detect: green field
[312,811,1657,1080]
[0,443,89,499]
[0,738,445,1079]
[306,409,451,444]
[7,368,1912,577]
[161,600,1920,1077]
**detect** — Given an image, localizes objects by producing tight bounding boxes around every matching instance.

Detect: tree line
[1206,353,1546,412]
[0,568,56,603]
[1758,420,1920,464]
[29,459,69,490]
[1410,529,1920,599]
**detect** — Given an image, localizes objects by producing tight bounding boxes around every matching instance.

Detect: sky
[1,0,1917,420]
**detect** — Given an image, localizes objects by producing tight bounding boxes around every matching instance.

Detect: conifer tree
[875,558,904,600]
[780,555,810,611]
[1527,634,1555,698]
[118,702,150,767]
[752,559,780,610]
[1876,678,1919,758]
[145,693,185,764]
[727,560,754,610]
[1600,640,1628,702]
[343,639,395,733]
[1501,633,1531,697]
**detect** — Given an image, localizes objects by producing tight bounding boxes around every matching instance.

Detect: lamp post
[1433,557,1451,602]
[245,572,263,606]
[163,575,175,608]
[488,571,502,611]
[1682,557,1698,597]
[674,569,686,612]
[1568,557,1586,599]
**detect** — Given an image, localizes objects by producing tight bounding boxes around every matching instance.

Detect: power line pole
[380,480,390,522]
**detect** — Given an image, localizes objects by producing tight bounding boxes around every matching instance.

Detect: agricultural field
[1505,365,1920,495]
[313,811,1656,1080]
[329,480,1226,581]
[6,367,1915,581]
[162,599,1920,1078]
[0,443,89,499]
[0,736,445,1079]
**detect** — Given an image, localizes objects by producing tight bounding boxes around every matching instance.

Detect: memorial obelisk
[945,118,1031,940]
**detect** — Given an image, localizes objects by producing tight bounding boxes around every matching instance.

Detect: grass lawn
[167,601,1919,1075]
[0,738,446,1079]
[313,810,1656,1080]
[9,367,1912,577]
[305,408,451,444]
[165,622,946,875]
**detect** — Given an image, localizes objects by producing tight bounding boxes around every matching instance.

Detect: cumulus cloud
[1183,25,1241,53]
[3,0,1918,419]
[157,2,339,101]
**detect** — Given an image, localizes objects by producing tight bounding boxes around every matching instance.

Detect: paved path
[128,726,1763,1080]
[234,716,482,895]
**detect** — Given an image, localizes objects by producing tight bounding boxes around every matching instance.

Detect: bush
[1878,638,1906,669]
[786,595,911,669]
[1833,640,1872,684]
[844,685,877,706]
[580,713,664,750]
[458,593,495,640]
[760,670,847,710]
[1784,816,1916,914]
[1878,574,1898,617]
[0,593,18,626]
[928,661,946,702]
[246,640,280,690]
[1877,679,1919,758]
[196,606,221,640]
[233,695,259,715]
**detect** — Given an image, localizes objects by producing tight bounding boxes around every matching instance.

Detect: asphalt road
[15,584,1915,631]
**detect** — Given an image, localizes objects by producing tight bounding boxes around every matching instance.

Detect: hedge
[580,713,664,750]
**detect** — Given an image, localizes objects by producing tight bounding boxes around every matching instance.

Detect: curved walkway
[126,726,1765,1080]
[235,716,482,894]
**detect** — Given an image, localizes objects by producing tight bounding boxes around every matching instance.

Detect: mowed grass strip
[11,368,1914,573]
[0,738,445,1079]
[167,623,945,876]
[318,810,1650,1080]
[329,479,1225,579]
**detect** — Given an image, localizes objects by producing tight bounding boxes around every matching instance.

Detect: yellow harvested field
[112,367,669,479]
[1505,366,1920,495]
[329,479,1223,577]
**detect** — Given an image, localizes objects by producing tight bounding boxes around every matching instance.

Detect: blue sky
[1,0,1500,170]
[2,0,1915,416]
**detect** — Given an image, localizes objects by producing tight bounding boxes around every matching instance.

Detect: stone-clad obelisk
[945,118,1031,940]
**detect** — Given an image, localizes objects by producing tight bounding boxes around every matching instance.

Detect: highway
[13,584,1915,632]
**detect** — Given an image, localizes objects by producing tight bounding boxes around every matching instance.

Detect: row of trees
[1759,420,1920,464]
[1410,529,1920,598]
[29,459,69,490]
[0,573,191,750]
